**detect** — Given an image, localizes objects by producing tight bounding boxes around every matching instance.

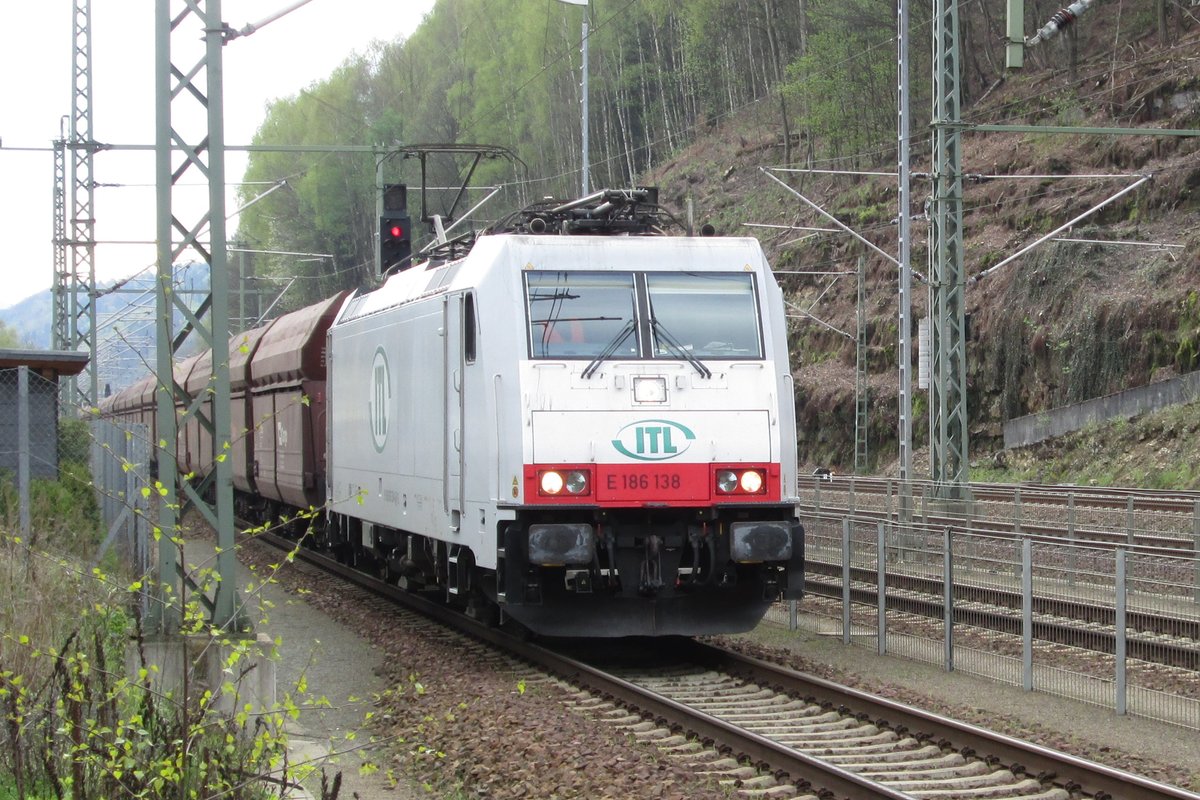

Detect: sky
[0,0,437,312]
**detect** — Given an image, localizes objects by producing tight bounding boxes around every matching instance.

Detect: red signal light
[380,212,412,274]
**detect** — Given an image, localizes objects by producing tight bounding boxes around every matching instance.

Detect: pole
[897,0,913,484]
[205,0,238,630]
[18,367,31,541]
[154,0,180,634]
[581,17,589,196]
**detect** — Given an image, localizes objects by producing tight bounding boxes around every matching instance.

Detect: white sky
[0,0,436,312]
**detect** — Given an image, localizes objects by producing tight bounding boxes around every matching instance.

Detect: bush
[57,419,92,467]
[0,542,297,800]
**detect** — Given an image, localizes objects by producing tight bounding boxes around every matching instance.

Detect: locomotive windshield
[525,271,763,361]
[646,273,761,358]
[527,272,638,358]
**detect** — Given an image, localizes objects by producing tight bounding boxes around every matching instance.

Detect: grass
[978,400,1200,490]
[0,464,296,799]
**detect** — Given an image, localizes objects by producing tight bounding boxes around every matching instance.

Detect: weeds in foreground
[0,489,380,800]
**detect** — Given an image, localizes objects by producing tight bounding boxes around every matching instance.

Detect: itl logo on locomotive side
[369,346,391,453]
[611,419,695,461]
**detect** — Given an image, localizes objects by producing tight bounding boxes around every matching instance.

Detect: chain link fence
[0,365,150,571]
[0,367,65,538]
[90,419,151,574]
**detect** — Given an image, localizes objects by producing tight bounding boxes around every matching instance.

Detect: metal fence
[0,362,150,571]
[0,367,63,538]
[772,513,1200,730]
[805,476,1200,562]
[90,419,151,574]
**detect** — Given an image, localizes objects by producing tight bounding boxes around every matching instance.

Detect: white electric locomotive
[324,190,803,636]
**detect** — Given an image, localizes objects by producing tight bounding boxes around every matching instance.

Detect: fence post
[131,425,151,620]
[1116,548,1127,716]
[944,527,954,672]
[1014,486,1022,534]
[814,476,821,513]
[1022,537,1033,692]
[1067,492,1077,588]
[1193,500,1200,604]
[886,479,894,523]
[877,521,887,656]
[1125,496,1135,546]
[842,517,852,645]
[848,476,856,515]
[788,599,798,631]
[18,366,31,541]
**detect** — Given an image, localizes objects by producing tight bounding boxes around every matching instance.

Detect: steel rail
[807,558,1200,641]
[802,476,1200,514]
[691,641,1200,800]
[803,577,1199,669]
[800,505,1196,556]
[252,530,1199,800]
[252,530,910,798]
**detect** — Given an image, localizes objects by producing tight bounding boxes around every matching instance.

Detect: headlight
[537,468,592,497]
[739,470,764,493]
[540,470,565,494]
[715,468,767,495]
[633,376,667,403]
[564,470,589,495]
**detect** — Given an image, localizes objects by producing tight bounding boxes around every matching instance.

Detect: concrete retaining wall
[1003,370,1200,449]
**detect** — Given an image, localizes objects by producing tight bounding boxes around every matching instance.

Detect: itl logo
[369,346,391,453]
[612,419,695,461]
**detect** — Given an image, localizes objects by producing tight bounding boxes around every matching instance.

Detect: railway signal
[380,212,411,273]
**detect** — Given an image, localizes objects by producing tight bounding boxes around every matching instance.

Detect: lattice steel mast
[52,123,70,356]
[67,0,99,409]
[929,0,969,492]
[153,0,237,632]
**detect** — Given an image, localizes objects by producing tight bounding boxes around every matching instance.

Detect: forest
[235,0,1187,309]
[233,0,1200,470]
[235,0,948,308]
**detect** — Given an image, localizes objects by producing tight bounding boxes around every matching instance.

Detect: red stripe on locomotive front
[522,463,783,507]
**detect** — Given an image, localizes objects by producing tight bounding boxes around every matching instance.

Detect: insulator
[1026,0,1095,46]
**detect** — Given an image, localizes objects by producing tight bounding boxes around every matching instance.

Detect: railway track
[577,640,1200,800]
[803,477,1200,515]
[800,477,1200,556]
[800,504,1196,556]
[804,558,1200,670]
[253,530,1200,800]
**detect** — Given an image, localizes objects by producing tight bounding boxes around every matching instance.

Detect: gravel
[227,533,1200,798]
[717,624,1200,793]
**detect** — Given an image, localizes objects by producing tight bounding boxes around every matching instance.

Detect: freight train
[101,189,804,637]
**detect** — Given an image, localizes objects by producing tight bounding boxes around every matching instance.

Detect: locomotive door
[444,294,465,530]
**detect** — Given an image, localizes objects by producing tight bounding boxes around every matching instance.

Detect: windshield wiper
[651,318,711,379]
[582,319,636,379]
